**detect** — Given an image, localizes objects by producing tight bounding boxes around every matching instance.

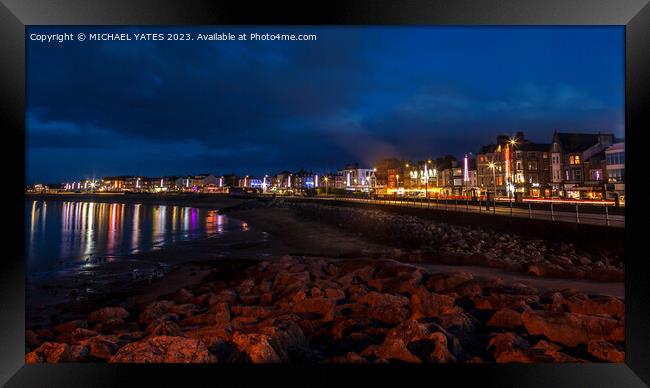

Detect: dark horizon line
[26,130,626,185]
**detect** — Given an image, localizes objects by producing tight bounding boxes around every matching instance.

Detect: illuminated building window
[569,155,581,165]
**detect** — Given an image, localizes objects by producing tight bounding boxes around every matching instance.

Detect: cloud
[25,26,624,183]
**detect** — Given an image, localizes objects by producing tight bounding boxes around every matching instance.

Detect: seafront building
[605,142,625,204]
[33,129,622,201]
[335,163,376,191]
[550,131,615,199]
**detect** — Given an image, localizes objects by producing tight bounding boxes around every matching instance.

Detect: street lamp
[372,168,377,194]
[425,160,432,201]
[488,162,497,206]
[404,163,410,192]
[508,136,518,201]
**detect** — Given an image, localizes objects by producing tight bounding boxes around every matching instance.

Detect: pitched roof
[606,142,625,152]
[478,144,498,154]
[519,142,550,152]
[555,133,606,153]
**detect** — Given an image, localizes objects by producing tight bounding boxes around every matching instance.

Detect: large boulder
[70,328,99,343]
[78,336,121,360]
[589,267,624,282]
[169,303,203,318]
[487,308,523,329]
[473,294,538,311]
[109,336,210,363]
[410,287,456,319]
[180,312,217,327]
[425,272,474,293]
[232,332,284,363]
[356,291,410,324]
[488,332,555,363]
[53,320,88,335]
[146,319,183,337]
[273,271,310,291]
[368,268,422,295]
[88,307,129,322]
[138,300,175,324]
[173,288,194,304]
[213,302,231,328]
[522,310,620,347]
[291,297,337,322]
[560,295,625,319]
[587,340,625,363]
[207,290,238,307]
[184,326,232,349]
[362,319,455,363]
[240,306,272,320]
[437,312,476,333]
[91,318,130,334]
[258,321,309,361]
[25,342,75,363]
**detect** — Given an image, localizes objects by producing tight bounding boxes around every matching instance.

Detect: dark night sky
[26,26,624,184]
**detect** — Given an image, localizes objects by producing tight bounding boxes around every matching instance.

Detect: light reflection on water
[25,200,242,273]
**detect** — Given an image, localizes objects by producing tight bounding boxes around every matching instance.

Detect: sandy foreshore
[25,195,625,363]
[26,197,392,329]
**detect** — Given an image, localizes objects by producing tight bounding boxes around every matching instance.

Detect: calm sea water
[25,200,245,273]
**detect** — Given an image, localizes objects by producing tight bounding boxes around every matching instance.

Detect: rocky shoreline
[252,200,623,282]
[26,255,624,363]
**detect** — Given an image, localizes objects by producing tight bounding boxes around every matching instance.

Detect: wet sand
[26,198,623,331]
[26,203,392,329]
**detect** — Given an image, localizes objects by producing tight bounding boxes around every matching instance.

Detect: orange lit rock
[410,287,456,319]
[146,319,183,337]
[88,307,129,322]
[180,312,216,326]
[522,310,619,347]
[213,302,231,327]
[70,328,99,343]
[273,271,310,291]
[232,332,284,363]
[53,319,88,335]
[173,288,194,304]
[207,290,238,307]
[109,336,210,363]
[587,340,625,363]
[425,272,474,293]
[357,291,410,324]
[488,308,523,328]
[363,319,455,363]
[291,297,337,322]
[79,336,120,360]
[473,294,538,311]
[25,342,75,363]
[138,300,175,324]
[169,303,202,318]
[561,295,625,319]
[488,332,555,363]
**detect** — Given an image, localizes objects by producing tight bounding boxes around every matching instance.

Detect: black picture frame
[1,0,649,386]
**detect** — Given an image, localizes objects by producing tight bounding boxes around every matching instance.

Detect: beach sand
[26,197,623,331]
